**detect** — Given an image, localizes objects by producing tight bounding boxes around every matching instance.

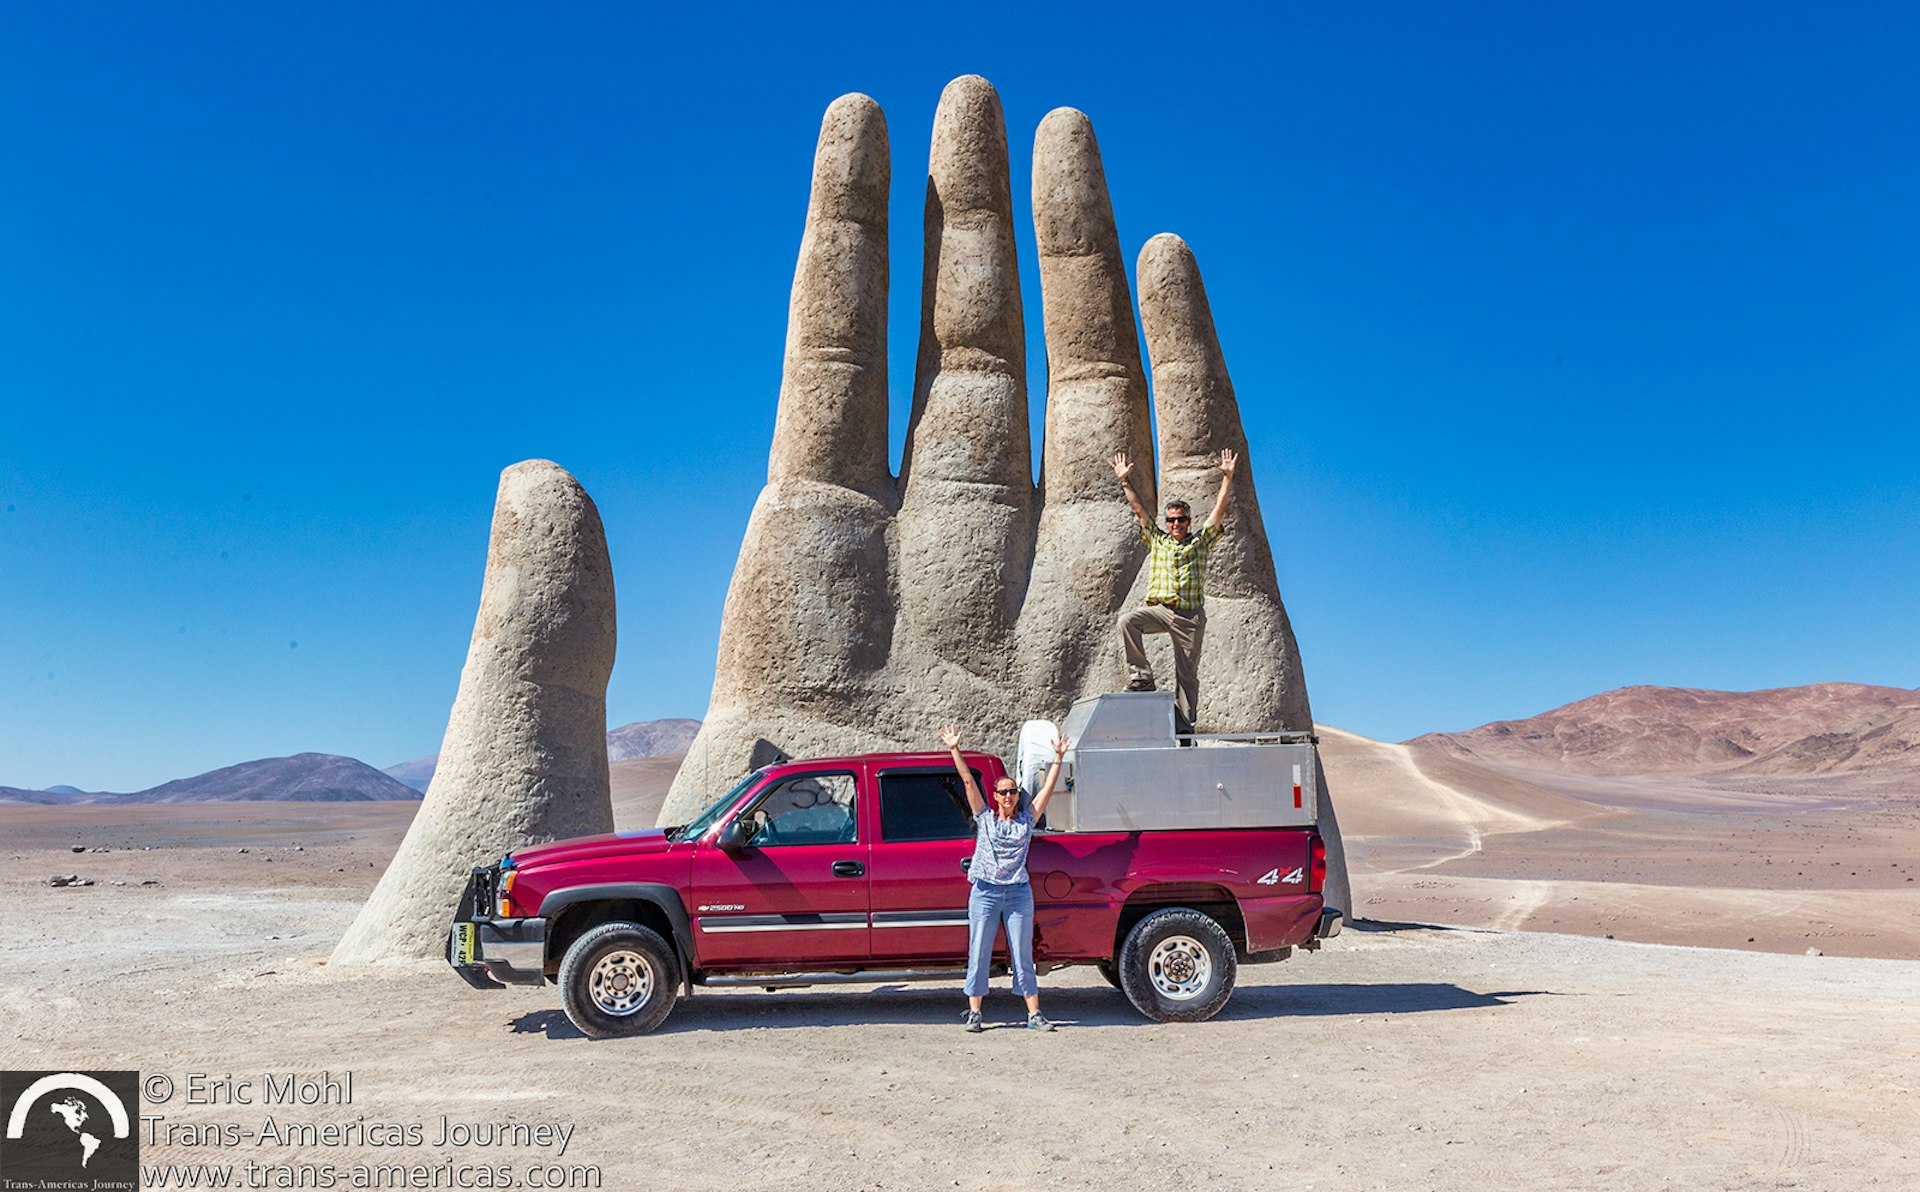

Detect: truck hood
[509,828,674,867]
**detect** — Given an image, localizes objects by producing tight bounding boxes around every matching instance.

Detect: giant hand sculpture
[665,77,1347,912]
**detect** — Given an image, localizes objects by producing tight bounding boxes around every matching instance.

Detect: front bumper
[447,867,548,988]
[449,918,548,988]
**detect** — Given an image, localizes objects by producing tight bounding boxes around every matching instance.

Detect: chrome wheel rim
[589,948,654,1016]
[1146,935,1211,1001]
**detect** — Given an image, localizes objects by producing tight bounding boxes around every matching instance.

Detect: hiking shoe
[1125,677,1157,692]
[1026,1012,1056,1032]
[962,1009,983,1033]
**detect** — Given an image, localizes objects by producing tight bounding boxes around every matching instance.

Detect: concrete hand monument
[333,460,617,962]
[666,77,1346,912]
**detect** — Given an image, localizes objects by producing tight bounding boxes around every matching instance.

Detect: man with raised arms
[1111,447,1238,738]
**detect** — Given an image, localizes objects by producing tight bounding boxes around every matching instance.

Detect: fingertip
[825,91,882,120]
[1035,105,1094,154]
[930,75,1009,212]
[936,74,1005,134]
[1138,233,1215,364]
[496,459,598,526]
[499,457,570,485]
[811,93,890,226]
[1137,232,1197,285]
[940,74,1000,107]
[1033,108,1114,255]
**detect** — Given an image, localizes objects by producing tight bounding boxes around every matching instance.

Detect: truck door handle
[831,860,864,878]
[959,858,972,873]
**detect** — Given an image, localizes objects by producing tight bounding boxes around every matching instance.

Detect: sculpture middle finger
[897,76,1035,677]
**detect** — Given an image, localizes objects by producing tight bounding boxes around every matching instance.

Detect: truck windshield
[669,773,760,841]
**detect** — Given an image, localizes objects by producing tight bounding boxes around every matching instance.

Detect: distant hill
[607,718,700,762]
[381,755,439,792]
[0,753,423,804]
[384,717,701,792]
[1413,683,1920,777]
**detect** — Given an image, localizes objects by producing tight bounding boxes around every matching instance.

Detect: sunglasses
[993,786,1019,796]
[1165,515,1190,523]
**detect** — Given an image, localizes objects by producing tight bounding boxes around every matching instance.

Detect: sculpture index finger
[768,93,892,497]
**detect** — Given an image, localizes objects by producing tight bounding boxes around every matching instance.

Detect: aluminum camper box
[1021,691,1320,833]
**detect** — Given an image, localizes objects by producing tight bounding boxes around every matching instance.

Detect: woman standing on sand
[940,722,1069,1032]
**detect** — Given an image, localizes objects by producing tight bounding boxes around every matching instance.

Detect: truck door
[688,767,870,967]
[866,765,980,963]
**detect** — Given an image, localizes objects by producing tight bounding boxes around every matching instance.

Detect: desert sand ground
[1322,728,1920,960]
[6,743,1918,1189]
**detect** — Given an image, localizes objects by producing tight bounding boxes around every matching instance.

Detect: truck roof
[762,749,1001,775]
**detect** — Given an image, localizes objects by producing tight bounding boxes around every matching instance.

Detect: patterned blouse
[969,806,1034,886]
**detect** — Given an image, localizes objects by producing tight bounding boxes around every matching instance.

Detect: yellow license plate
[453,922,478,965]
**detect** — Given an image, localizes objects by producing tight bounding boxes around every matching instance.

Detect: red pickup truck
[449,747,1340,1037]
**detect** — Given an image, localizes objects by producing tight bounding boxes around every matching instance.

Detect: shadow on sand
[505,977,1551,1039]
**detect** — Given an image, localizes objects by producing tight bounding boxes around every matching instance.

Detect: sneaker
[1125,677,1157,692]
[962,1009,983,1033]
[1026,1012,1056,1032]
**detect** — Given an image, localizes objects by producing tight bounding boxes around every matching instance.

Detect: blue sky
[4,3,1916,791]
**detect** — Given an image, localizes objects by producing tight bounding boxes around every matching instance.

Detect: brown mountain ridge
[1412,681,1920,778]
[0,753,422,804]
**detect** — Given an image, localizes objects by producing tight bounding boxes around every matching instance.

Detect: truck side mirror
[716,819,750,854]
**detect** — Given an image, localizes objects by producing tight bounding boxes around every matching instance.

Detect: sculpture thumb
[332,460,617,964]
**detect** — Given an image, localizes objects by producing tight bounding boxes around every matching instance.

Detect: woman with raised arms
[940,722,1069,1032]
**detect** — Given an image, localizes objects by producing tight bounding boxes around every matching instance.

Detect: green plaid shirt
[1141,522,1223,611]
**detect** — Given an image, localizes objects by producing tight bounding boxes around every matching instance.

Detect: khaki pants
[1118,603,1206,733]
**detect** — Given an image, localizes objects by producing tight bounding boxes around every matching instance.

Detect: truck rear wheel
[1117,908,1237,1023]
[559,921,678,1038]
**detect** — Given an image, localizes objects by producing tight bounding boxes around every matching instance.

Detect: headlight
[496,867,517,918]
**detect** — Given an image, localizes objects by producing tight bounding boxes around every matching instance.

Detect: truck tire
[1095,959,1125,992]
[1117,908,1237,1023]
[558,921,678,1038]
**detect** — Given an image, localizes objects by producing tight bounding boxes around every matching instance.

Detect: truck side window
[744,772,858,847]
[878,770,979,842]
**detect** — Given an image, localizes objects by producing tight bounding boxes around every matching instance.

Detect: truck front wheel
[559,921,678,1038]
[1117,908,1237,1023]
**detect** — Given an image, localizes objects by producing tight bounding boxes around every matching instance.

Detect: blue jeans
[964,880,1036,998]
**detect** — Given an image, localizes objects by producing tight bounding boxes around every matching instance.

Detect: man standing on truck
[1111,447,1238,737]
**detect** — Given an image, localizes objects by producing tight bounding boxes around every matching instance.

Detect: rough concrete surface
[332,460,616,962]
